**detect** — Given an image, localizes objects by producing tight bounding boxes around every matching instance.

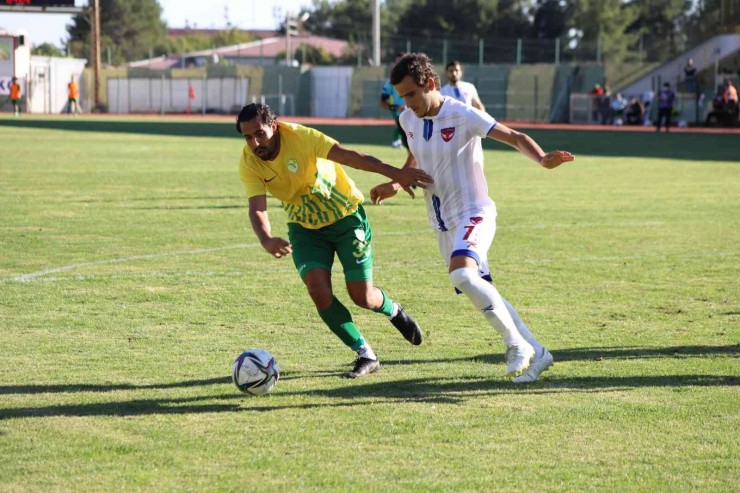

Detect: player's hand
[540,150,575,169]
[370,182,401,205]
[262,237,292,258]
[392,168,433,198]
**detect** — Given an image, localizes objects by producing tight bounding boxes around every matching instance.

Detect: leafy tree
[275,44,337,65]
[67,0,167,65]
[568,0,640,63]
[154,29,256,57]
[627,0,692,60]
[31,43,65,57]
[531,0,571,39]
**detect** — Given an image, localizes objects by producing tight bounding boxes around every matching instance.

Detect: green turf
[0,115,738,492]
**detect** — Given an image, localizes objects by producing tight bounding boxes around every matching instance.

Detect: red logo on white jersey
[470,217,483,225]
[441,127,455,142]
[408,131,414,139]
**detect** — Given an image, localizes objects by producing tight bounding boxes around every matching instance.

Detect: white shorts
[436,207,496,280]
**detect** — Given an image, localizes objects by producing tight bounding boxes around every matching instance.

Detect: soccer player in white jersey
[440,60,485,111]
[370,53,574,382]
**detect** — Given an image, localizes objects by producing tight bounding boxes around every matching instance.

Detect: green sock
[318,297,365,351]
[372,287,395,317]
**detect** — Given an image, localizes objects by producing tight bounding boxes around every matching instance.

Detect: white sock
[449,268,527,348]
[387,302,400,319]
[357,344,377,361]
[502,297,544,354]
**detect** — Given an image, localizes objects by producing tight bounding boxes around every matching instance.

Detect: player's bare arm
[248,195,292,258]
[488,122,574,169]
[370,153,419,205]
[327,144,432,196]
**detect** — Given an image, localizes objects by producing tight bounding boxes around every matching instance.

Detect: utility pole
[90,0,101,110]
[372,0,380,66]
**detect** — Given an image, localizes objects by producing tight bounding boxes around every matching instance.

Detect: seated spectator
[723,78,738,115]
[610,93,627,125]
[625,97,645,125]
[705,81,739,126]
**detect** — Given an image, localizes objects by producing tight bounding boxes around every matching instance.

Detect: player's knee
[449,268,477,291]
[305,281,333,310]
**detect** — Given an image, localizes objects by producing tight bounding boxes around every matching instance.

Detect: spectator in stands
[642,89,655,124]
[723,78,738,109]
[683,58,697,94]
[625,97,645,125]
[599,84,613,124]
[655,82,676,132]
[589,83,604,123]
[610,92,627,125]
[704,93,726,126]
[706,79,740,127]
[9,77,21,117]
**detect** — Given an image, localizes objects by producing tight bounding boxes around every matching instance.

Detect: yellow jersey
[239,122,364,229]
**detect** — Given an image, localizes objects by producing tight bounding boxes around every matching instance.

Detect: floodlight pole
[285,12,291,66]
[372,0,380,66]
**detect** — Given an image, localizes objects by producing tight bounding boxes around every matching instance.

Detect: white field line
[9,243,262,283]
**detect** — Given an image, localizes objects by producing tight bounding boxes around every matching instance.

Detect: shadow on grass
[0,373,736,419]
[384,344,740,367]
[1,118,739,161]
[0,376,231,396]
[1,345,735,399]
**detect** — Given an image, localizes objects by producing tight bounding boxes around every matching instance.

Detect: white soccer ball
[232,349,280,395]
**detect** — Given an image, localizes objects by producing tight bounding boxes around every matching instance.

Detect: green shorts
[288,204,374,283]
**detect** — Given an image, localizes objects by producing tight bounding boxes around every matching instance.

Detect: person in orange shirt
[67,76,81,114]
[9,77,21,117]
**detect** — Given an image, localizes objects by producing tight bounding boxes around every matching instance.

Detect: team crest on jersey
[441,127,455,142]
[470,216,483,225]
[286,159,299,173]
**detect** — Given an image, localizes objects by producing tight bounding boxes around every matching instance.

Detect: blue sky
[0,0,311,48]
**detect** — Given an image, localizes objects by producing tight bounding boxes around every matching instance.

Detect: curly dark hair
[235,103,276,134]
[390,53,439,88]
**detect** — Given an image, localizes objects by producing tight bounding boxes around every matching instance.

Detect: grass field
[0,115,738,492]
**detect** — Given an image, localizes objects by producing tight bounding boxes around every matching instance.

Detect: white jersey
[399,97,497,231]
[440,81,479,107]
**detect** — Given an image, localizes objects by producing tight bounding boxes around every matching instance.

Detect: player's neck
[425,94,445,117]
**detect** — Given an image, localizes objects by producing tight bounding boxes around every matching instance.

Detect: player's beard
[255,134,279,160]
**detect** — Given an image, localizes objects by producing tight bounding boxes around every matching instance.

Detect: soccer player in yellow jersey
[237,103,433,378]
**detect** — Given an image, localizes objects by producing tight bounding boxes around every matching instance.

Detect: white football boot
[512,348,554,383]
[505,342,535,378]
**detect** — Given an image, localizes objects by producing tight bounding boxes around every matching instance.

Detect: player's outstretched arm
[327,144,432,196]
[248,195,292,258]
[370,153,419,204]
[488,122,574,169]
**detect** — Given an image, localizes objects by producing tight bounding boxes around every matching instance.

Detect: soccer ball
[232,349,280,395]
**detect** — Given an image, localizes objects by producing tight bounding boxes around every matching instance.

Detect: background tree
[567,0,640,63]
[31,43,65,57]
[67,0,167,65]
[627,0,692,61]
[531,0,571,40]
